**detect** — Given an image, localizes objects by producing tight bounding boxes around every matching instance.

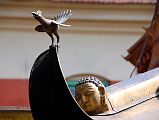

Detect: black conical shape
[29,46,92,120]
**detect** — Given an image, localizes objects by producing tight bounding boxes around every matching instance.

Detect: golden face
[75,82,101,114]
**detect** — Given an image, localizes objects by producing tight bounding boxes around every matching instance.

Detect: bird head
[32,10,42,20]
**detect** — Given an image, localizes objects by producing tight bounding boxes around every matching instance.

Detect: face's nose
[81,95,88,104]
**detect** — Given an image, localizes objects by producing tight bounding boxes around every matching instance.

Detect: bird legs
[47,32,60,53]
[53,31,60,53]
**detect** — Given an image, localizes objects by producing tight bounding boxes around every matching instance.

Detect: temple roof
[51,0,156,4]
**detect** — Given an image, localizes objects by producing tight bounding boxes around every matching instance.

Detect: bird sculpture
[32,10,73,53]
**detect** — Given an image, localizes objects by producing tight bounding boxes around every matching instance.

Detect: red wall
[0,79,30,107]
[0,79,119,107]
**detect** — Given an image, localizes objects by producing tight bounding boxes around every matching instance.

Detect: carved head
[32,10,42,20]
[75,76,109,115]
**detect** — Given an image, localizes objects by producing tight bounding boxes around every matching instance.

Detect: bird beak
[32,12,39,18]
[32,12,36,16]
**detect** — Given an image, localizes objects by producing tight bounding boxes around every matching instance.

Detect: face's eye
[84,91,94,96]
[37,10,42,15]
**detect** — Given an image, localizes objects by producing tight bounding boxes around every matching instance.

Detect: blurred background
[0,0,156,118]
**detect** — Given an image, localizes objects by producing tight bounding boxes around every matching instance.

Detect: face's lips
[83,103,90,109]
[83,105,90,109]
[83,105,92,112]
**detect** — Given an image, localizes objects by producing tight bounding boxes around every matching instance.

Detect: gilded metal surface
[91,97,159,120]
[75,76,110,115]
[98,68,159,115]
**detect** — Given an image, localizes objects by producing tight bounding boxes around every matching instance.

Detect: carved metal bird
[32,10,73,52]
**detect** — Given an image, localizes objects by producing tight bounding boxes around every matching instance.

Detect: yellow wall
[0,111,33,120]
[0,0,155,80]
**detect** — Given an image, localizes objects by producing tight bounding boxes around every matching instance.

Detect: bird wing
[52,10,73,26]
[51,20,71,27]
